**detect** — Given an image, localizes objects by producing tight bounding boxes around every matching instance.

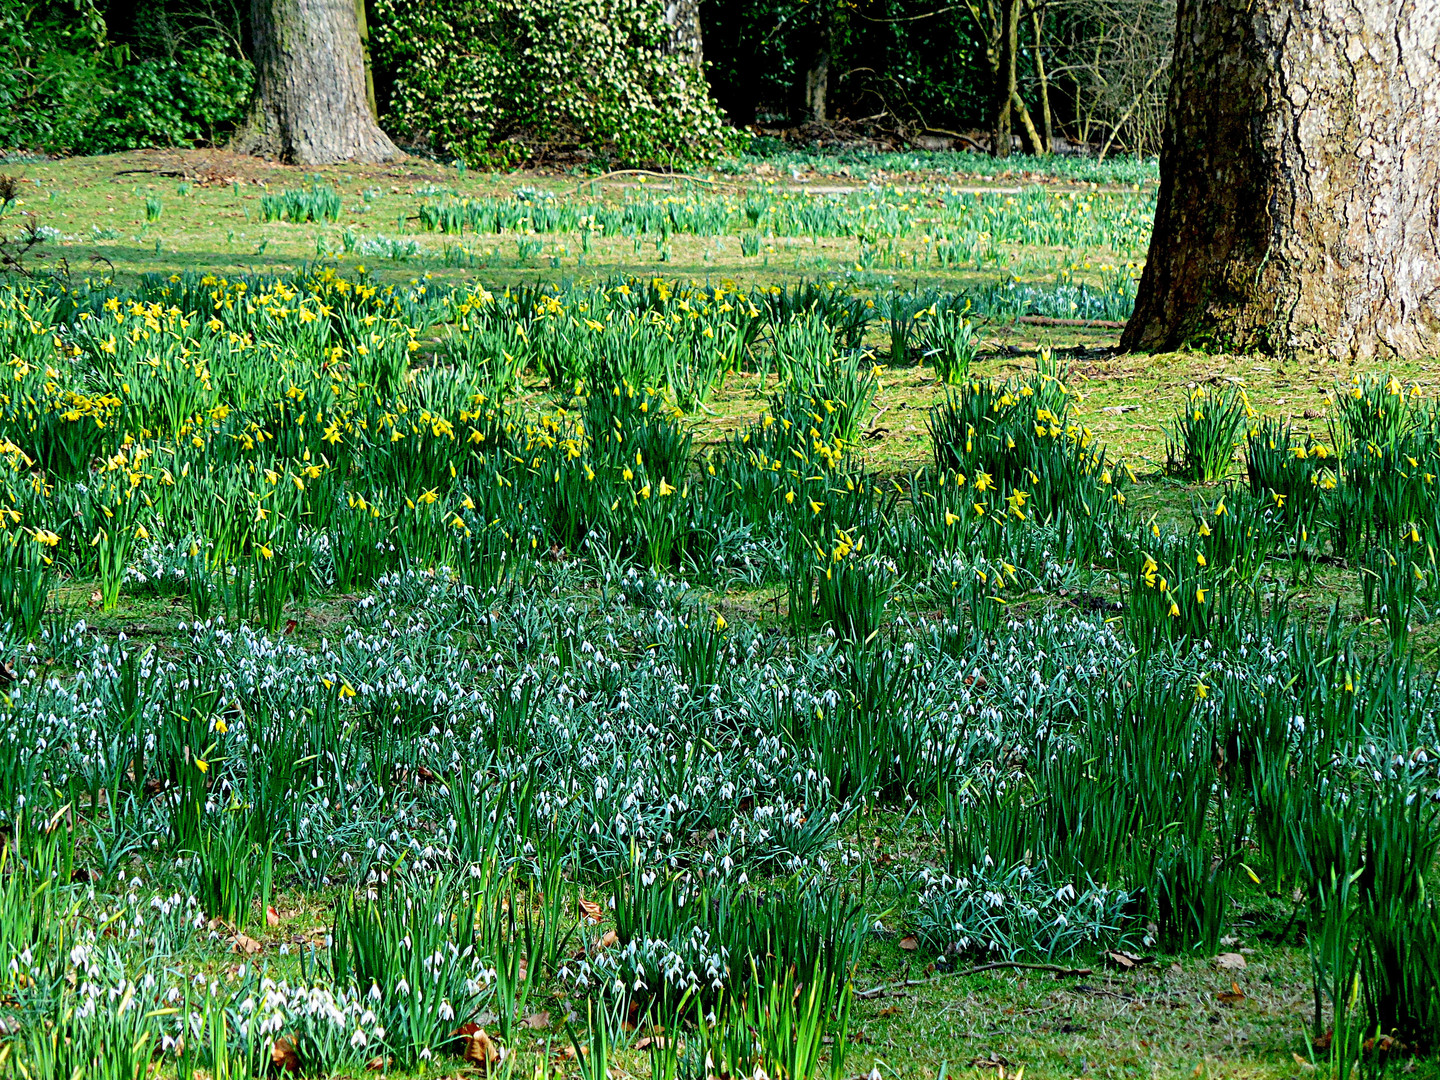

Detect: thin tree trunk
[237,0,397,164]
[1123,0,1440,360]
[1012,89,1045,155]
[991,0,1020,156]
[1030,5,1051,153]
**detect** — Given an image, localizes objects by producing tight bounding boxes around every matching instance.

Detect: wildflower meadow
[0,155,1436,1080]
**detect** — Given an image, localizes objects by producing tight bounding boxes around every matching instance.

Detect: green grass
[0,147,1437,1080]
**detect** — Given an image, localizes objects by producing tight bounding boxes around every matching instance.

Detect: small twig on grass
[575,170,734,193]
[856,961,1093,999]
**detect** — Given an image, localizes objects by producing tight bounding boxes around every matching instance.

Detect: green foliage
[371,0,733,167]
[0,0,114,152]
[79,40,253,153]
[0,0,251,155]
[1166,385,1252,482]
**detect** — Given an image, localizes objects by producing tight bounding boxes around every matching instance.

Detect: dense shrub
[0,0,250,154]
[0,0,114,152]
[81,41,253,153]
[371,0,733,167]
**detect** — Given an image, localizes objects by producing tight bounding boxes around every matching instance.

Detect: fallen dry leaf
[579,898,603,923]
[877,1005,901,1018]
[523,1011,551,1030]
[463,1028,501,1072]
[271,1036,300,1073]
[1292,1052,1316,1070]
[636,1036,680,1051]
[898,935,919,951]
[266,905,280,928]
[232,932,262,955]
[1217,981,1245,1005]
[1215,952,1247,970]
[1107,951,1136,970]
[596,929,619,950]
[365,1056,392,1071]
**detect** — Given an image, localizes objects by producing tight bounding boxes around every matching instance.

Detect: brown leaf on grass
[898,935,919,951]
[1215,952,1247,970]
[1107,950,1151,970]
[266,905,280,927]
[232,932,262,955]
[596,929,619,950]
[463,1028,501,1072]
[523,1012,551,1030]
[416,765,439,784]
[877,1005,901,1018]
[1216,982,1245,1005]
[552,1045,582,1064]
[579,898,603,923]
[271,1037,300,1073]
[1312,1030,1333,1053]
[636,1036,680,1051]
[1292,1052,1316,1070]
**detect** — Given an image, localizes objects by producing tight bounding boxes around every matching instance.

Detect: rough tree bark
[236,0,398,164]
[1122,0,1440,360]
[663,0,704,67]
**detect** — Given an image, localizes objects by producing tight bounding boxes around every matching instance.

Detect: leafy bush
[0,0,251,155]
[80,40,253,152]
[371,0,733,166]
[0,0,114,152]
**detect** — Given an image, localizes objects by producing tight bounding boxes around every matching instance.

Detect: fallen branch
[576,169,733,193]
[1017,315,1126,329]
[856,961,1092,998]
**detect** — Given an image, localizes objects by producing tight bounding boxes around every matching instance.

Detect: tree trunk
[1030,5,1052,153]
[991,0,1020,157]
[663,0,704,67]
[796,0,836,124]
[1123,0,1440,360]
[236,0,398,165]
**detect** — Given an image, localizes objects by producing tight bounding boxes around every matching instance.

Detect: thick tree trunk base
[237,0,399,166]
[1123,1,1440,361]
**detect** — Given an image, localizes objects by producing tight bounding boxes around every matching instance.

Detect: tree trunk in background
[1123,0,1440,360]
[796,0,836,124]
[1030,6,1052,153]
[663,0,704,66]
[237,0,397,164]
[991,0,1020,156]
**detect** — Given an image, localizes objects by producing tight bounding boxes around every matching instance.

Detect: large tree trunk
[237,0,398,164]
[1123,0,1440,360]
[663,0,704,67]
